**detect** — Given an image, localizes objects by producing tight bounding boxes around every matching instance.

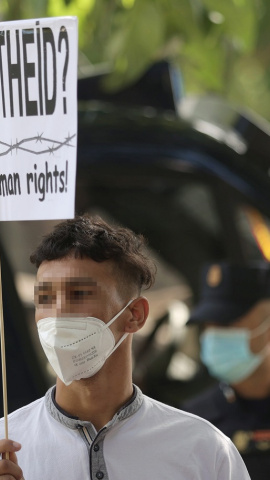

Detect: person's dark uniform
[182,262,270,480]
[184,382,270,480]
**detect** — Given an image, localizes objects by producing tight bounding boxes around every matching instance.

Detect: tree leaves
[2,0,270,119]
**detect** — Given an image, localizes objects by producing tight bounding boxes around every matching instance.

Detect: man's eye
[37,294,55,305]
[70,290,93,301]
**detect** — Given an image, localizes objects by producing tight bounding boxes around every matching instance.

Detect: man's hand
[0,439,23,479]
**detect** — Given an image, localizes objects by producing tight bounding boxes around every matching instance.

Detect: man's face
[34,256,127,336]
[204,300,270,354]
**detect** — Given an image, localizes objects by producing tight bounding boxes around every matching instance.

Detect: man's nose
[54,290,70,316]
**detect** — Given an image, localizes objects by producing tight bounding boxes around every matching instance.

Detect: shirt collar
[45,384,143,430]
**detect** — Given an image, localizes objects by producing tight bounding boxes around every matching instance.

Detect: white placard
[0,16,78,220]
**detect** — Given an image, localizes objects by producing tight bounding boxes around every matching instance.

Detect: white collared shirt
[0,385,250,479]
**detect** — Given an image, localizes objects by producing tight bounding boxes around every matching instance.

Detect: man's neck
[54,353,134,430]
[233,357,270,399]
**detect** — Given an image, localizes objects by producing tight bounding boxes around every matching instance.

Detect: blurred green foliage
[1,0,270,120]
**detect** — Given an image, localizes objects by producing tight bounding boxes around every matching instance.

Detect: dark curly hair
[30,215,156,294]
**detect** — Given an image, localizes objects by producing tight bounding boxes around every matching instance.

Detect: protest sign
[0,16,78,220]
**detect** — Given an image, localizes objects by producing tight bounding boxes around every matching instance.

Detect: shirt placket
[77,424,109,480]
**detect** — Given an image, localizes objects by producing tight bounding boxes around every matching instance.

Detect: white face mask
[37,300,133,385]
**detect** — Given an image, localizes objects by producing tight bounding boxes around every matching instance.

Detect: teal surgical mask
[200,318,270,384]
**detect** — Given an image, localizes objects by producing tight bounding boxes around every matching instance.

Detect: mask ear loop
[249,317,270,360]
[104,299,135,329]
[110,332,130,354]
[104,299,135,356]
[250,317,270,338]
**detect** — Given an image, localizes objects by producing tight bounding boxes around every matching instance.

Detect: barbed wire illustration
[0,133,76,156]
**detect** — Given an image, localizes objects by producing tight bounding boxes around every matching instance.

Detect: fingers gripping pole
[0,260,9,460]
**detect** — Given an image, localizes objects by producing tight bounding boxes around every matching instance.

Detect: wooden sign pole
[0,261,9,459]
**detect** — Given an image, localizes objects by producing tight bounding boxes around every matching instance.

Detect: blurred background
[1,0,270,413]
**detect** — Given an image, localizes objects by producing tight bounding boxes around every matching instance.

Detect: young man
[182,261,270,480]
[0,217,250,479]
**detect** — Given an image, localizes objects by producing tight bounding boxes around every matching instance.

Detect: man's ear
[125,297,149,333]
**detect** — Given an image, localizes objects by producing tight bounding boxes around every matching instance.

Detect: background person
[182,261,270,480]
[0,216,250,480]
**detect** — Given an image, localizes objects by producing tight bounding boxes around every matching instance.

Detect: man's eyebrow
[34,282,52,291]
[35,279,98,289]
[66,279,97,287]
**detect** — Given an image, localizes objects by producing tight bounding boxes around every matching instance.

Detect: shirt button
[96,472,104,479]
[93,444,100,452]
